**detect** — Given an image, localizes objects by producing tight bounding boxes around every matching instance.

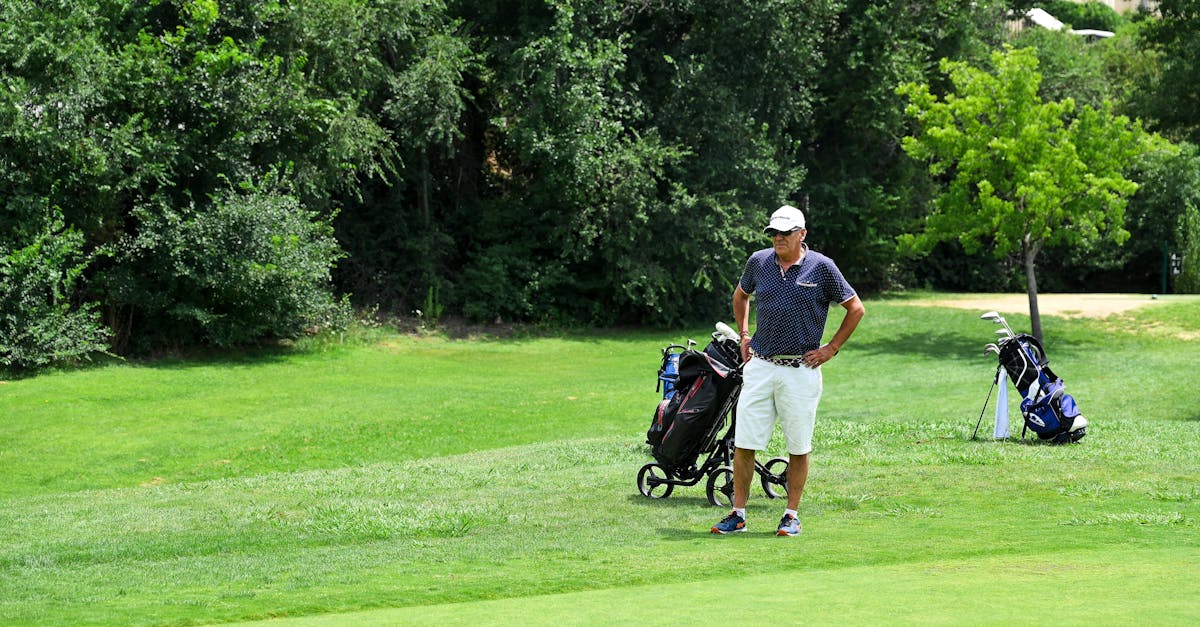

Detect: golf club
[980,310,1016,336]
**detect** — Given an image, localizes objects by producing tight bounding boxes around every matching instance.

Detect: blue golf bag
[997,334,1087,443]
[656,345,684,400]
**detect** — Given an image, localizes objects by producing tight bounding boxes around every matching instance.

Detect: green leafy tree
[899,46,1144,341]
[1038,136,1195,293]
[443,0,834,325]
[802,0,1015,292]
[1011,27,1114,111]
[1135,0,1200,291]
[593,0,831,323]
[103,185,349,351]
[1129,142,1200,295]
[1008,23,1172,292]
[277,0,473,311]
[1139,0,1200,144]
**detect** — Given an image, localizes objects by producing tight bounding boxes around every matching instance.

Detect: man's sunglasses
[766,229,799,238]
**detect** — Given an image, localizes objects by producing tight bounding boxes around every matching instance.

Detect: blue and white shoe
[710,510,746,534]
[776,513,802,537]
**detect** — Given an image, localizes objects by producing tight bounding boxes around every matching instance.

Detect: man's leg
[713,359,774,534]
[785,452,809,511]
[733,446,756,509]
[776,365,820,534]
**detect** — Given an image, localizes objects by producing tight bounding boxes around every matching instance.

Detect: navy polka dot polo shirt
[739,246,856,357]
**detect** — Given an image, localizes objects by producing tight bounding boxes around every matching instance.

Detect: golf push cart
[638,322,789,506]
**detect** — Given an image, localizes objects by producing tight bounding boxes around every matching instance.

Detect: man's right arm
[733,285,752,362]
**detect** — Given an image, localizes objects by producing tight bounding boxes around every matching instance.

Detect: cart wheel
[706,467,734,508]
[761,457,789,499]
[637,463,674,499]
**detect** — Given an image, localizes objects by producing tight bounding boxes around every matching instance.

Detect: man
[711,204,865,536]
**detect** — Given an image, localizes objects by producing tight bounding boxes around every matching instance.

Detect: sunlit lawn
[2,296,1197,624]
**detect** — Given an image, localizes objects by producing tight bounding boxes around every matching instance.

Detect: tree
[1136,0,1200,144]
[898,45,1144,341]
[1006,24,1169,293]
[439,0,835,325]
[800,0,1015,292]
[1010,27,1113,111]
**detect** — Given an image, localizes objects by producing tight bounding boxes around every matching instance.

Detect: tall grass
[1,296,1197,624]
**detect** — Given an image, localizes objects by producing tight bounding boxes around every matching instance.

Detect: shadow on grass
[852,330,979,362]
[623,493,743,541]
[122,343,305,372]
[409,316,687,346]
[653,527,790,540]
[1,338,317,380]
[852,325,1115,366]
[626,493,713,510]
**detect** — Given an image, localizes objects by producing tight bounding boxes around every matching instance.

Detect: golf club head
[980,311,1002,322]
[995,329,1013,338]
[984,343,1000,355]
[714,321,740,342]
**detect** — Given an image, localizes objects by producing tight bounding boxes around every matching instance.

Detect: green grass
[1,297,1198,625]
[248,547,1200,625]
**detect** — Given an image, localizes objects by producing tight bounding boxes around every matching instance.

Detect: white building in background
[1021,7,1116,40]
[1010,2,1161,42]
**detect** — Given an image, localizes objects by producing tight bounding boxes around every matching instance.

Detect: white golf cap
[764,205,805,233]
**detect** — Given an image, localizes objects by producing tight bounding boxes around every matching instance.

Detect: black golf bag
[637,326,789,505]
[997,333,1087,443]
[646,335,742,470]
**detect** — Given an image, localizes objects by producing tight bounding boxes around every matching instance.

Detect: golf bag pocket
[1020,396,1063,436]
[647,396,678,447]
[1020,381,1081,440]
[655,372,722,468]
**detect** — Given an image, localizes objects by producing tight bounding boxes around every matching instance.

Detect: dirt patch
[897,293,1165,319]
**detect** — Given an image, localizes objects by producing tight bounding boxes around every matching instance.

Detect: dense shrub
[0,212,108,370]
[102,189,350,351]
[1,1,392,359]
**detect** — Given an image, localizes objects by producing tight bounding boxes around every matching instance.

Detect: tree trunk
[419,152,431,226]
[1023,235,1043,343]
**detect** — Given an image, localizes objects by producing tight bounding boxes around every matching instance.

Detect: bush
[103,188,350,350]
[0,213,109,371]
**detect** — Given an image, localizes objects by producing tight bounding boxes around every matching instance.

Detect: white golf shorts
[734,357,823,455]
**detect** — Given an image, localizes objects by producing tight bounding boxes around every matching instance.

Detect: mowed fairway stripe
[232,546,1198,625]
